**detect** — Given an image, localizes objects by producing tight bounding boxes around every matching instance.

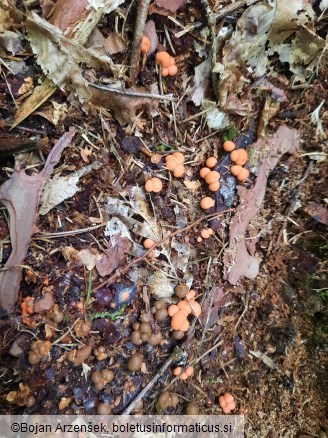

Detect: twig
[129,0,151,83]
[214,0,261,20]
[89,83,177,101]
[94,209,233,291]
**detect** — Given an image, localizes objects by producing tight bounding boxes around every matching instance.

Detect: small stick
[129,0,151,83]
[94,209,232,291]
[214,0,261,20]
[89,83,177,101]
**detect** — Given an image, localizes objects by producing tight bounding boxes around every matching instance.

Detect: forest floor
[0,0,327,437]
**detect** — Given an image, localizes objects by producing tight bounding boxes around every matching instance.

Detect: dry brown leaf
[223,126,299,285]
[304,202,328,225]
[144,20,158,55]
[80,147,92,163]
[48,0,89,34]
[62,246,102,270]
[104,32,127,54]
[96,236,131,277]
[0,128,75,317]
[90,84,158,125]
[149,0,187,15]
[33,288,54,313]
[183,179,200,194]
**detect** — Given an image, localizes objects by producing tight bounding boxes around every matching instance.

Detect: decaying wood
[0,128,76,317]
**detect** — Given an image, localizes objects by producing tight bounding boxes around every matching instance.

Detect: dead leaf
[201,287,233,328]
[17,77,34,96]
[257,97,280,138]
[221,0,324,82]
[304,202,328,225]
[33,288,54,313]
[62,246,102,270]
[39,161,101,215]
[35,101,68,125]
[223,126,299,285]
[25,12,116,105]
[149,0,187,15]
[0,0,14,32]
[0,30,24,55]
[0,128,75,317]
[86,28,127,55]
[90,83,158,125]
[183,179,200,194]
[80,147,92,163]
[96,236,131,277]
[249,350,277,369]
[144,20,158,55]
[189,59,211,106]
[48,0,89,33]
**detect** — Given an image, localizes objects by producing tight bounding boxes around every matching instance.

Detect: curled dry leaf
[96,236,131,277]
[33,288,54,313]
[304,202,328,226]
[62,246,102,270]
[0,128,75,317]
[90,83,158,126]
[223,126,299,285]
[149,0,187,15]
[25,12,116,106]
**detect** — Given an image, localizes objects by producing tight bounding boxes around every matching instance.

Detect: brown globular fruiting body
[127,353,143,372]
[94,346,107,361]
[97,403,111,415]
[206,157,217,168]
[223,141,236,152]
[157,391,179,410]
[148,333,162,346]
[200,197,215,210]
[175,284,189,298]
[185,402,199,415]
[155,308,168,321]
[172,330,185,340]
[131,331,142,345]
[26,396,36,408]
[28,351,40,365]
